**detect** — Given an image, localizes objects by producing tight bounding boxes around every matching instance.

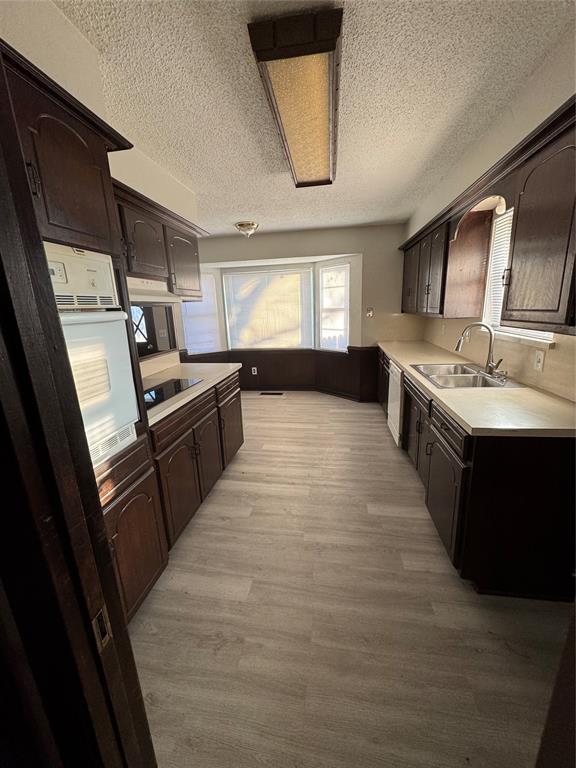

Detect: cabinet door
[103,468,168,620]
[193,408,223,498]
[417,235,432,313]
[417,416,432,487]
[425,428,468,565]
[443,210,493,318]
[401,245,419,313]
[120,204,168,278]
[377,357,390,416]
[501,130,575,329]
[402,391,420,467]
[165,225,201,298]
[156,429,202,548]
[219,391,244,468]
[8,69,121,254]
[427,224,447,313]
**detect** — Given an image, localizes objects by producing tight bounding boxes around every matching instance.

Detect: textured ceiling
[56,0,573,235]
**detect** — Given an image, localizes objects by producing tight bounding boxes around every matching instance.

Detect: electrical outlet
[533,350,545,372]
[251,367,258,375]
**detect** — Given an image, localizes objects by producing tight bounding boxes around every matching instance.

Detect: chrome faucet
[455,322,503,376]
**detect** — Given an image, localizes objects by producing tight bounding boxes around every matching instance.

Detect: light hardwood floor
[130,391,571,768]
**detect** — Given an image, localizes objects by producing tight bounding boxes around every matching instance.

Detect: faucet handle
[494,358,503,370]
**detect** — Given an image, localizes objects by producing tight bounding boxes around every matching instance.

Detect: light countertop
[378,341,576,437]
[143,362,242,426]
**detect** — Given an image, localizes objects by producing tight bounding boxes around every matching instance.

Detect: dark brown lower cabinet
[193,408,223,497]
[416,415,432,487]
[377,351,390,415]
[399,378,574,599]
[426,427,469,566]
[156,428,202,548]
[219,390,244,467]
[403,391,421,466]
[103,468,168,621]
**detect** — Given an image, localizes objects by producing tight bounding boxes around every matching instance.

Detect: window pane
[224,269,313,349]
[322,285,346,308]
[320,264,349,351]
[182,273,222,353]
[321,309,346,330]
[131,305,148,343]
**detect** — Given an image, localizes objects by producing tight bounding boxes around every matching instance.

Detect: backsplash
[424,318,576,402]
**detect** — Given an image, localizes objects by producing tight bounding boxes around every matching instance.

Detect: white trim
[202,252,362,269]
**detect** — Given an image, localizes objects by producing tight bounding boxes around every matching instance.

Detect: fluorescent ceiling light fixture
[248,9,343,188]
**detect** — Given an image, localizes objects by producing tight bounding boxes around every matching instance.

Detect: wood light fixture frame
[248,8,343,188]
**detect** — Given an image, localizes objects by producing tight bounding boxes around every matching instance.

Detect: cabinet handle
[194,444,201,457]
[221,417,226,429]
[26,162,41,196]
[416,419,422,434]
[440,422,450,432]
[425,442,433,455]
[501,268,511,287]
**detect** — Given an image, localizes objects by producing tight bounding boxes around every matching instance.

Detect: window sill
[493,329,555,350]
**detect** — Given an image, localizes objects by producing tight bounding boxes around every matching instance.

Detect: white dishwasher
[387,361,404,446]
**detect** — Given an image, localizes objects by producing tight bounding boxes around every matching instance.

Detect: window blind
[483,210,553,341]
[319,264,350,351]
[223,268,313,349]
[483,209,514,328]
[182,272,222,353]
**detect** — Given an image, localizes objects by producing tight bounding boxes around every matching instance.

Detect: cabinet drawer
[150,388,217,453]
[95,434,152,508]
[404,376,431,415]
[216,372,240,405]
[431,404,469,460]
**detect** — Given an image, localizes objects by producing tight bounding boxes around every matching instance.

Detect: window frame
[317,262,351,352]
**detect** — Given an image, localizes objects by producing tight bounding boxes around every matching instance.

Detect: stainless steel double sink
[411,363,523,389]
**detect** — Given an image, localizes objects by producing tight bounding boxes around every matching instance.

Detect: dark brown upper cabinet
[416,234,432,313]
[399,97,575,332]
[501,127,575,334]
[114,180,207,297]
[3,44,130,255]
[401,245,419,313]
[165,226,201,298]
[443,210,493,318]
[402,224,448,316]
[427,224,447,313]
[119,204,169,278]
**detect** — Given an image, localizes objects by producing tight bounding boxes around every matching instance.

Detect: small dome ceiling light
[235,221,259,238]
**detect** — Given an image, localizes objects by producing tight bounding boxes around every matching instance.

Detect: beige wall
[199,225,425,347]
[0,0,198,222]
[408,30,576,236]
[424,318,576,402]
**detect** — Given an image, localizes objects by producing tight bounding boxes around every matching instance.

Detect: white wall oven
[44,242,139,467]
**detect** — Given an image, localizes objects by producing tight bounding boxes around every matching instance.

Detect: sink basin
[430,374,506,388]
[412,363,479,376]
[412,363,524,389]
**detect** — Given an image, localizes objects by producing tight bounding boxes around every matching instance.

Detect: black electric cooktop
[143,377,203,410]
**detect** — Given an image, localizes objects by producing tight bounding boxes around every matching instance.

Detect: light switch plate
[251,367,258,375]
